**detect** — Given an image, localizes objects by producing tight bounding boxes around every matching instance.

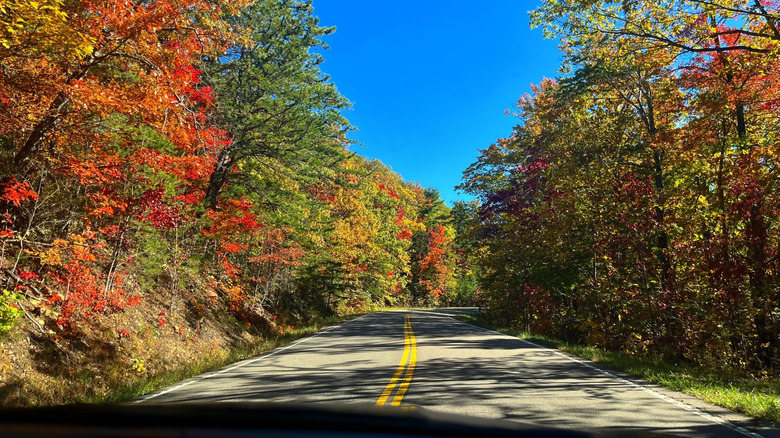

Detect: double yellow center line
[376,314,417,406]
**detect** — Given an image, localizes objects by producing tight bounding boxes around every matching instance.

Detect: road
[136,309,777,437]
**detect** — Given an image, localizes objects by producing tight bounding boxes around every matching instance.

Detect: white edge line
[134,314,371,403]
[462,322,765,438]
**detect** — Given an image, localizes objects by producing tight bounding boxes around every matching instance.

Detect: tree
[200,0,350,209]
[460,0,780,371]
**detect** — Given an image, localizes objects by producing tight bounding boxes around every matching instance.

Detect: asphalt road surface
[136,309,779,437]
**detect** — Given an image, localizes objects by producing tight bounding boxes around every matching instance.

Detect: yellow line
[391,315,416,406]
[376,315,412,406]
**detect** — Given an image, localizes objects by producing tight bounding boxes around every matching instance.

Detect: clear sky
[311,1,562,205]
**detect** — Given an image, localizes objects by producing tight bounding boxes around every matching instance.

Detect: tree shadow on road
[148,311,766,438]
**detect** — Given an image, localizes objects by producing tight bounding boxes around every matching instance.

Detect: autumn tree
[449,200,480,306]
[462,0,780,371]
[405,189,458,306]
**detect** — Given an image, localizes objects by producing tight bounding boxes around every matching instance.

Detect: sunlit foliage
[0,0,464,348]
[462,0,780,373]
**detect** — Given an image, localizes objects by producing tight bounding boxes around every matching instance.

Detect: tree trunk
[736,104,747,139]
[12,93,70,172]
[748,202,773,369]
[203,145,233,210]
[12,60,94,173]
[717,120,729,261]
[652,149,670,274]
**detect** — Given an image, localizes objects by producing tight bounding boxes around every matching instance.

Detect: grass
[455,314,780,425]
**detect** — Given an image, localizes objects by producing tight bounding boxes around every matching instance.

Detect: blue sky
[311,1,561,205]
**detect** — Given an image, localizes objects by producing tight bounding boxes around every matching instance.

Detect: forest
[461,0,780,373]
[3,0,780,407]
[0,0,475,403]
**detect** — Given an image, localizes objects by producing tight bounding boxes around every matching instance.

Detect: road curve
[135,309,777,437]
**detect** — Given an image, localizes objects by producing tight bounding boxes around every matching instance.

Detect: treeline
[460,0,780,373]
[0,0,475,349]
